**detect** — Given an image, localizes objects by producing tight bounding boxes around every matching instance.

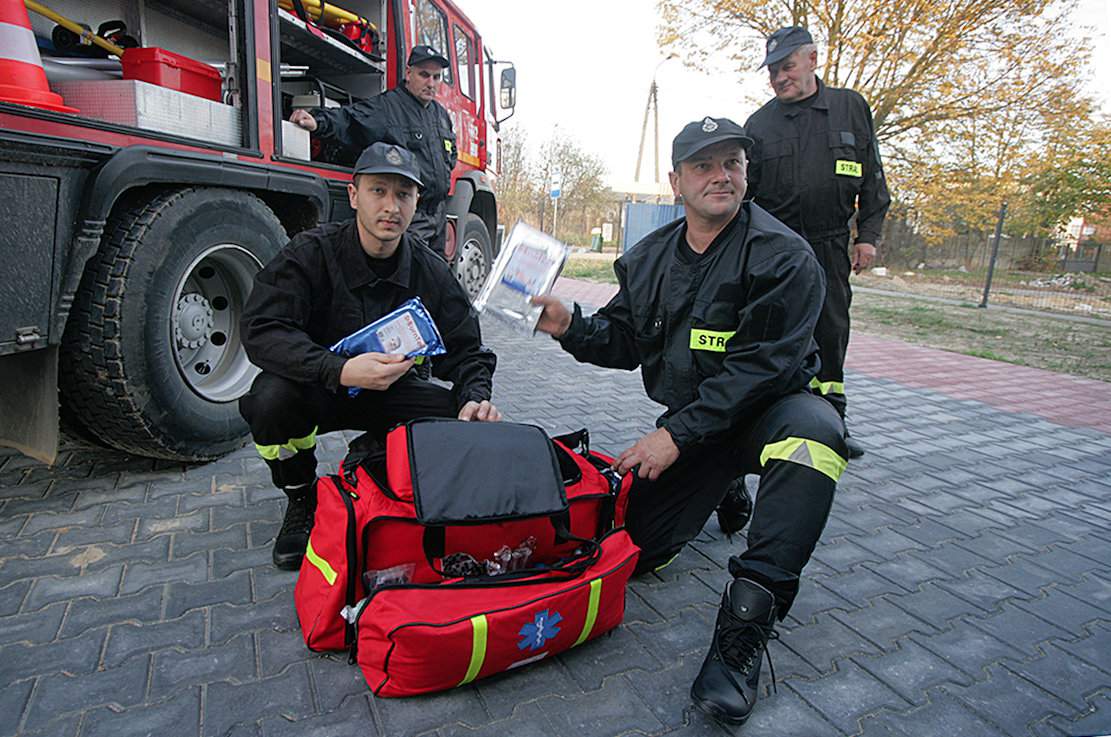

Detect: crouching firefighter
[240,142,500,570]
[532,117,847,725]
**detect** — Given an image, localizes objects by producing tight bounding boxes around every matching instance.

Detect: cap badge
[767,38,778,52]
[701,117,718,133]
[386,147,403,165]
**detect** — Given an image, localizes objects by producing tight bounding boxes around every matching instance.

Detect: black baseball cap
[671,117,753,168]
[407,44,449,67]
[759,26,813,68]
[353,142,423,187]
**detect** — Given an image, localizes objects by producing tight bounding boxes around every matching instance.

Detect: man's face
[405,61,445,103]
[347,174,419,257]
[768,46,818,102]
[669,141,747,224]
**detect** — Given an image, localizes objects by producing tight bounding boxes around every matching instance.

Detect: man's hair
[793,43,817,62]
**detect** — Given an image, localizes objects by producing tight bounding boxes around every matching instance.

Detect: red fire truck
[0,0,516,463]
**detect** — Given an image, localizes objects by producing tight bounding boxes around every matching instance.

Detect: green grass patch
[561,258,618,284]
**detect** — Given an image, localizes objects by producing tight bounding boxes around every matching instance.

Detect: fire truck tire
[60,188,285,461]
[454,213,492,301]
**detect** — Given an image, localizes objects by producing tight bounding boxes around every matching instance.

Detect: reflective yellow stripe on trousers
[808,377,845,396]
[760,436,847,482]
[255,426,319,461]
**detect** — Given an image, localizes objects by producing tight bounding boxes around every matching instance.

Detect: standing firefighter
[290,45,458,257]
[239,143,498,570]
[532,117,847,725]
[744,26,891,459]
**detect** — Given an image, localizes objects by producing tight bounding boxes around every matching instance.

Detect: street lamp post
[635,53,677,184]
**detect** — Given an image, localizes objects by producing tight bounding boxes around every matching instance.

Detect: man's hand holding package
[340,352,413,390]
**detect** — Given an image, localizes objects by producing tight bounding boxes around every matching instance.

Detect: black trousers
[807,236,853,419]
[408,200,448,259]
[239,372,456,489]
[626,392,845,616]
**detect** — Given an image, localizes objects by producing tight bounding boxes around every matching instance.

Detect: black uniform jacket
[744,79,890,244]
[312,86,458,209]
[558,203,825,450]
[241,221,494,406]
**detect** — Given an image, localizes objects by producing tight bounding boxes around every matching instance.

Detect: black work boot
[845,430,865,459]
[715,478,753,537]
[690,578,779,725]
[273,481,316,570]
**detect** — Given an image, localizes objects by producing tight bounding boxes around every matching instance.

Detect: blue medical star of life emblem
[518,609,562,651]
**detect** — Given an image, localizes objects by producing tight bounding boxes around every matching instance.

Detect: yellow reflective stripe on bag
[760,436,847,482]
[254,426,319,461]
[458,614,488,686]
[689,329,735,353]
[573,578,603,647]
[835,159,862,177]
[808,377,846,396]
[304,540,337,585]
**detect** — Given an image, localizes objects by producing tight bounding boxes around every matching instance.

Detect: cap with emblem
[759,26,813,69]
[353,142,424,187]
[671,117,753,169]
[407,44,450,67]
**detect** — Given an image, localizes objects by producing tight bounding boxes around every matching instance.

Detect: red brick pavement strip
[553,277,1111,434]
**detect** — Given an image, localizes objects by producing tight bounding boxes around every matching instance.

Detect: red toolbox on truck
[122,47,222,102]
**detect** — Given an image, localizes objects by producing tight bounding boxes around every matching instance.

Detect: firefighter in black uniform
[744,26,891,459]
[239,143,498,571]
[290,45,457,257]
[533,117,847,726]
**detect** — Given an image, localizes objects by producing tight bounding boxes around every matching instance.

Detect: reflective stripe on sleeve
[760,436,847,482]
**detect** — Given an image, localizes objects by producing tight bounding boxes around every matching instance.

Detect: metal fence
[869,209,1111,321]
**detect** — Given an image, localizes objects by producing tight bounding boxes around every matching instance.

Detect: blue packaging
[330,297,446,395]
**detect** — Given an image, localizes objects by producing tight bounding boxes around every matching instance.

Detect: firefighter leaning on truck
[532,117,848,726]
[238,142,499,571]
[289,45,458,258]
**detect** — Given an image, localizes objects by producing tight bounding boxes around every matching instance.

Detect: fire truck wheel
[454,213,492,301]
[60,188,285,461]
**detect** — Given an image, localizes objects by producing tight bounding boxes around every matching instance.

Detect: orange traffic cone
[0,0,77,112]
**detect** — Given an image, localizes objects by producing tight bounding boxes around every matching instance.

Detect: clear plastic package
[473,221,570,334]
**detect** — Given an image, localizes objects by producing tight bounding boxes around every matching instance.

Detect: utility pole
[635,54,676,184]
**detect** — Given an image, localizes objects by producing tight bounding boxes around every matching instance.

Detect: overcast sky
[462,0,1110,190]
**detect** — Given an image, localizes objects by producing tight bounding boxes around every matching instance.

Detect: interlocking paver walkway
[1,277,1109,737]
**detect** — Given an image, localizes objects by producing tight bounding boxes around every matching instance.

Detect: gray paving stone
[534,675,665,736]
[52,519,135,552]
[877,687,1011,737]
[0,601,65,646]
[1014,588,1110,636]
[852,637,970,705]
[204,664,316,737]
[80,687,201,737]
[209,595,300,645]
[439,701,556,737]
[790,657,909,734]
[164,570,252,619]
[59,588,163,638]
[151,633,257,699]
[23,564,123,611]
[885,581,990,629]
[172,525,249,558]
[258,626,314,677]
[1004,642,1111,712]
[1048,691,1111,737]
[781,612,884,675]
[103,609,206,668]
[23,656,149,732]
[213,545,272,579]
[0,530,57,561]
[811,539,884,573]
[821,566,908,604]
[0,677,34,737]
[1057,573,1111,614]
[970,602,1075,658]
[371,682,488,736]
[627,606,716,665]
[950,663,1075,734]
[261,695,376,737]
[119,551,205,595]
[783,580,856,625]
[937,569,1031,612]
[136,509,210,539]
[21,507,102,537]
[830,598,937,651]
[740,682,846,736]
[304,654,370,714]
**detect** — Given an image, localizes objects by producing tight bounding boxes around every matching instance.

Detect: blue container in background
[622,202,684,252]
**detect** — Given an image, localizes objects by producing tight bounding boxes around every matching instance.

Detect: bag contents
[361,563,415,593]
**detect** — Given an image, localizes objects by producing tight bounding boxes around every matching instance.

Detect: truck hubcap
[455,237,487,300]
[170,244,262,402]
